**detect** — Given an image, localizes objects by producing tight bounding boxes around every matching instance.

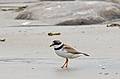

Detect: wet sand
[0,58,119,79]
[0,25,120,79]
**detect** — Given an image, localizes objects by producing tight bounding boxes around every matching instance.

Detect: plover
[50,40,90,68]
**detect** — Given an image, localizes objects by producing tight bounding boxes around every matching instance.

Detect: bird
[50,40,90,68]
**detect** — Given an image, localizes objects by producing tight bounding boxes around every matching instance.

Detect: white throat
[54,43,64,49]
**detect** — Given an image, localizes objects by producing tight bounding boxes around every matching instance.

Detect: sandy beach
[0,0,120,79]
[0,25,120,79]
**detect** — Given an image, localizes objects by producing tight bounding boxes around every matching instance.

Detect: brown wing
[63,44,80,54]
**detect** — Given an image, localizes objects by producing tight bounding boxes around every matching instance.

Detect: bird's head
[50,40,62,47]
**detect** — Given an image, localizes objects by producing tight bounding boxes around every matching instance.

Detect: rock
[0,38,6,42]
[56,17,105,25]
[16,11,33,20]
[1,8,15,11]
[98,72,103,74]
[32,68,35,69]
[104,72,109,75]
[15,1,120,25]
[115,72,118,75]
[0,0,37,3]
[15,6,28,12]
[98,65,106,70]
[107,23,120,27]
[48,32,61,36]
[101,66,106,70]
[1,6,28,12]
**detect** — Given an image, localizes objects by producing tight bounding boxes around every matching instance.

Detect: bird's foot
[65,65,68,68]
[61,65,68,69]
[61,66,64,68]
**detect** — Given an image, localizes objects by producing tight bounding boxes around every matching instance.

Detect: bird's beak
[50,43,54,47]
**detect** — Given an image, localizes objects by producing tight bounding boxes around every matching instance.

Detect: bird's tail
[80,52,90,56]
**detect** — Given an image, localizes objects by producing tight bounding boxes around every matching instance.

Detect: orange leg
[61,58,69,68]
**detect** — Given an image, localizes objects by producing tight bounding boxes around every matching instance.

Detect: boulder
[16,1,120,25]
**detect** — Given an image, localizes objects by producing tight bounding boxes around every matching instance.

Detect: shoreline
[0,1,119,79]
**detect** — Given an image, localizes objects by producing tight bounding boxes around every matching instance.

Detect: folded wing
[64,44,89,56]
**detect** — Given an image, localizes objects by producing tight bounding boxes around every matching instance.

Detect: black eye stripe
[55,43,61,45]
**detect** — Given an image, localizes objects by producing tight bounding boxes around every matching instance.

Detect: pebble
[0,38,6,42]
[98,72,102,74]
[115,72,118,75]
[32,68,35,69]
[98,65,106,70]
[104,73,109,75]
[101,66,106,70]
[101,67,106,70]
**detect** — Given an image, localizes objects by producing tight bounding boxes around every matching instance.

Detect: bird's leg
[65,58,68,68]
[61,58,68,68]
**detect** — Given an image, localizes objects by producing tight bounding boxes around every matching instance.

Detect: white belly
[55,50,82,59]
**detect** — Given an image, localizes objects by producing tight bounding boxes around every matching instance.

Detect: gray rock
[56,16,105,25]
[15,1,120,25]
[16,11,33,20]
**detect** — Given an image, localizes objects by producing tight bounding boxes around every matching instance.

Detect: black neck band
[54,44,64,50]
